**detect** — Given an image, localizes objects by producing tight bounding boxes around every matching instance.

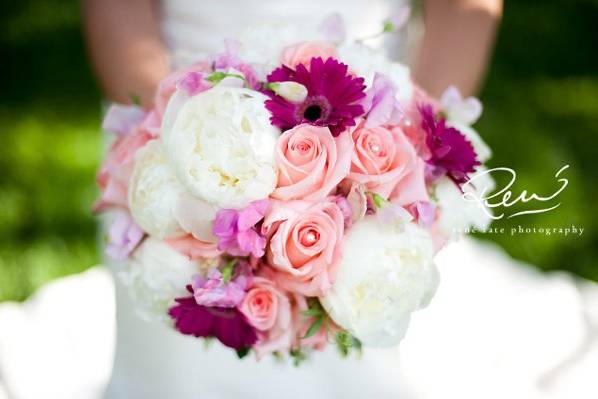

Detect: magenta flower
[419,104,479,185]
[212,199,270,258]
[191,262,252,308]
[169,286,257,351]
[265,57,366,136]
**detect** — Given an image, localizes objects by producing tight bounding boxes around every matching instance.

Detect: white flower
[435,173,495,239]
[321,218,439,347]
[337,42,413,103]
[161,86,279,209]
[236,25,323,78]
[440,86,482,126]
[268,81,308,104]
[128,140,185,239]
[440,86,492,162]
[119,238,214,322]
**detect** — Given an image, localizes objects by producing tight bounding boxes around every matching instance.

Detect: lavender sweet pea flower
[414,201,437,228]
[192,262,252,308]
[362,73,403,128]
[211,40,261,89]
[376,201,413,225]
[212,199,271,258]
[319,13,346,43]
[102,104,146,136]
[106,211,144,260]
[333,195,353,228]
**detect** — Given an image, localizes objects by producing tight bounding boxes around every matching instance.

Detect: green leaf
[303,316,324,339]
[205,71,247,85]
[371,192,386,208]
[290,349,308,367]
[129,93,141,106]
[220,259,238,283]
[301,308,323,317]
[382,20,395,33]
[236,347,251,359]
[335,331,362,357]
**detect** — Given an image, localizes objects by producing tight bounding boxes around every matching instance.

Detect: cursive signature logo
[462,165,569,220]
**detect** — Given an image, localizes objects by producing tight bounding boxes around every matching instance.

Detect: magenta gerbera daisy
[419,104,479,185]
[265,57,367,136]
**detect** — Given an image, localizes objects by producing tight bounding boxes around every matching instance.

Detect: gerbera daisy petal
[264,56,367,136]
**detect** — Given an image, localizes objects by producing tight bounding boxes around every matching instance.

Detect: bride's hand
[82,0,170,108]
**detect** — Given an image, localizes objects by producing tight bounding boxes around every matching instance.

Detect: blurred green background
[0,0,596,302]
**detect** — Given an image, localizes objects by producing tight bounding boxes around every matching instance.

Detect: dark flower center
[297,95,332,124]
[304,105,322,121]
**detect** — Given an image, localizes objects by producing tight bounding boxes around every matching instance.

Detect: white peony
[119,237,215,322]
[321,218,439,347]
[161,86,279,209]
[128,140,186,239]
[435,173,495,239]
[337,42,414,103]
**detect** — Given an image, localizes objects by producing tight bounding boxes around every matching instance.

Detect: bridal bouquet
[95,16,493,362]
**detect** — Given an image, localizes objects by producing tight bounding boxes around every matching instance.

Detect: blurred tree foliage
[0,0,596,302]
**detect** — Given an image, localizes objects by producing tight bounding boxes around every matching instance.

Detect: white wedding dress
[106,1,414,398]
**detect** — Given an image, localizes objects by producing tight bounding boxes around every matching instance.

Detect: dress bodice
[159,0,410,60]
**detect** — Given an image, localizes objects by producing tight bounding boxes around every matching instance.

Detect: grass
[0,0,596,302]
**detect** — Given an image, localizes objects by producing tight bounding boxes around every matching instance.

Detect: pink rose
[262,200,344,296]
[94,129,153,212]
[239,273,292,357]
[272,124,352,201]
[348,122,418,198]
[281,41,337,69]
[165,235,222,259]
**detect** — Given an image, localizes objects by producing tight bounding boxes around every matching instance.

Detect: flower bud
[269,81,308,104]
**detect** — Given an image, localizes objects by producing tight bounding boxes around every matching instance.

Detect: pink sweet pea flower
[262,200,344,297]
[211,39,261,89]
[154,61,212,118]
[212,199,271,258]
[390,157,430,206]
[94,130,153,213]
[192,262,252,308]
